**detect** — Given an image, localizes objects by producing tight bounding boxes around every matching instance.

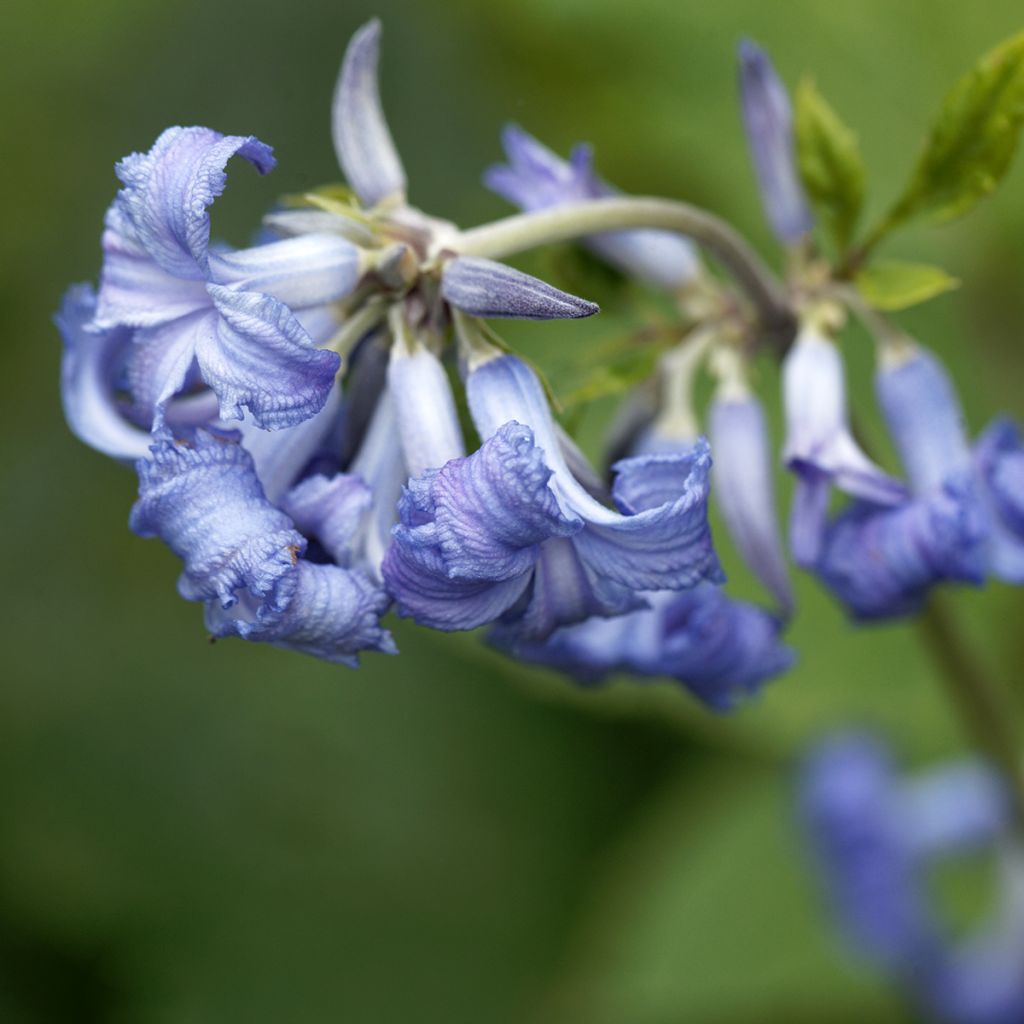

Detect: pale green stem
[453,197,793,335]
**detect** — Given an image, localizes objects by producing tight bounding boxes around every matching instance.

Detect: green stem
[454,197,794,337]
[918,595,1024,827]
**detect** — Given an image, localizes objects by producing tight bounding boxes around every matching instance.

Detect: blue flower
[737,39,814,244]
[497,584,793,711]
[485,124,701,290]
[802,733,1024,1024]
[130,428,395,664]
[382,354,722,641]
[94,126,361,430]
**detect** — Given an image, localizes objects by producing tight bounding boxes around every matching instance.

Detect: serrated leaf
[794,78,866,255]
[867,31,1024,247]
[854,260,959,311]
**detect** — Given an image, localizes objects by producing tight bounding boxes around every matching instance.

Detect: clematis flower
[782,322,906,566]
[382,350,722,642]
[802,733,1024,1024]
[484,124,701,290]
[737,39,813,244]
[814,346,993,619]
[130,428,395,664]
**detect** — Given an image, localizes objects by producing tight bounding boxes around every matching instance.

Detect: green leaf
[854,260,959,310]
[794,78,866,255]
[871,31,1024,243]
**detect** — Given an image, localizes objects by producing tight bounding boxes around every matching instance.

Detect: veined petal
[737,40,813,243]
[129,429,303,611]
[386,336,465,477]
[200,284,340,429]
[281,472,373,567]
[710,395,793,613]
[815,475,987,620]
[441,256,598,321]
[876,346,971,495]
[331,19,407,208]
[95,203,210,329]
[115,126,275,278]
[207,233,363,309]
[57,284,152,461]
[485,125,700,290]
[974,417,1024,583]
[206,560,396,666]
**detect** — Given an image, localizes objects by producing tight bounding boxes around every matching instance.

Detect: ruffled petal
[129,429,304,611]
[114,126,275,278]
[199,284,341,429]
[876,347,971,495]
[95,203,210,329]
[331,19,407,208]
[207,233,363,309]
[57,283,152,460]
[381,421,580,631]
[485,125,700,290]
[737,40,813,243]
[206,560,396,666]
[815,475,987,620]
[441,256,598,320]
[710,395,793,612]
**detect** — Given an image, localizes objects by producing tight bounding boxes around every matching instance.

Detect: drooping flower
[382,349,722,642]
[737,39,814,244]
[802,733,1024,1024]
[485,124,701,290]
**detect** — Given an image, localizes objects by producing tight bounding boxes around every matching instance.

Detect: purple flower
[497,584,792,711]
[382,354,722,641]
[737,39,813,243]
[92,126,362,431]
[485,124,700,290]
[130,428,395,664]
[802,733,1024,1024]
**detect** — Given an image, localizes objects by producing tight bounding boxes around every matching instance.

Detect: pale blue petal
[114,126,275,278]
[130,429,303,611]
[200,284,340,429]
[281,472,373,567]
[737,40,813,242]
[207,233,362,309]
[710,395,793,612]
[57,283,152,461]
[206,561,396,666]
[331,19,407,207]
[975,417,1024,583]
[441,256,598,320]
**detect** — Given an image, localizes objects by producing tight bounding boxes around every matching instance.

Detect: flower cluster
[803,734,1024,1023]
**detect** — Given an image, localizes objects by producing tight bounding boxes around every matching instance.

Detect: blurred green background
[4,1,1024,1021]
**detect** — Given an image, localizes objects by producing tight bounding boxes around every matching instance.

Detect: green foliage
[854,260,960,311]
[794,78,866,256]
[864,30,1024,250]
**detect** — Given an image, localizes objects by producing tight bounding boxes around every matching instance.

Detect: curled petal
[876,347,971,495]
[485,124,699,289]
[710,395,793,612]
[201,285,340,429]
[331,19,407,207]
[737,40,813,243]
[130,429,303,611]
[498,585,792,710]
[57,284,151,460]
[815,475,987,620]
[206,561,396,666]
[114,126,275,278]
[441,256,598,320]
[207,233,363,310]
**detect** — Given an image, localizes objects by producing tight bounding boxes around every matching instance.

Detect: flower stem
[918,594,1024,827]
[454,197,794,337]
